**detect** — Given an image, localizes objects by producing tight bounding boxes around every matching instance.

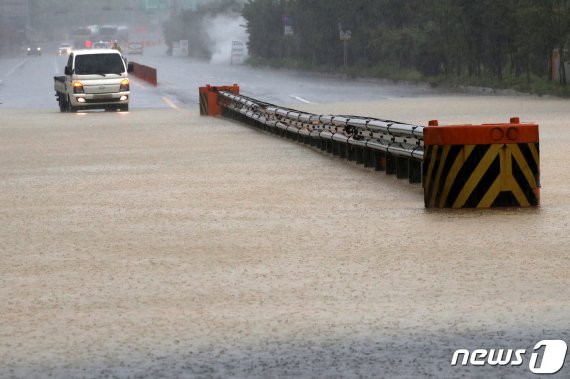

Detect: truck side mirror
[64,66,72,75]
[127,62,134,73]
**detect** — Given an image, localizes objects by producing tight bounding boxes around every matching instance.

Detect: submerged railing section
[199,84,540,209]
[218,90,425,183]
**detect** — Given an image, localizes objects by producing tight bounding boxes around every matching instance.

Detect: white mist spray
[205,14,249,64]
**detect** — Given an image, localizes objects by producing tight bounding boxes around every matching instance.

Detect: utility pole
[338,20,351,67]
[339,30,351,67]
[130,0,135,29]
[82,0,86,27]
[26,0,31,29]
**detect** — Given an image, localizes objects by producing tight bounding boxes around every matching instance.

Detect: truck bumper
[71,92,130,108]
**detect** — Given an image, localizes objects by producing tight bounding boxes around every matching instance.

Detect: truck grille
[84,98,121,104]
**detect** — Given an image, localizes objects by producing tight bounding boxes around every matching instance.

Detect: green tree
[242,0,570,90]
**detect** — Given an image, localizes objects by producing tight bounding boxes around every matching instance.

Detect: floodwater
[0,93,569,377]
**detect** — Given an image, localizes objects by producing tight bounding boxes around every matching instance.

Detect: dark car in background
[27,45,42,56]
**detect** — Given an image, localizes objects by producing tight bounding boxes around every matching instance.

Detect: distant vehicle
[86,25,99,35]
[117,25,129,41]
[71,27,93,50]
[99,25,118,43]
[54,48,134,112]
[58,43,72,56]
[92,41,110,49]
[27,45,42,56]
[73,27,92,37]
[127,42,144,55]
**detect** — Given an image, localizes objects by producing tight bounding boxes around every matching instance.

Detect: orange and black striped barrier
[423,118,539,208]
[199,84,240,116]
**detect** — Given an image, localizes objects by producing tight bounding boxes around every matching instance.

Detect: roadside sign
[231,41,246,65]
[180,39,188,56]
[340,30,351,41]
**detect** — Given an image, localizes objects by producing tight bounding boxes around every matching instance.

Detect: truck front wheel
[67,96,78,113]
[58,94,67,112]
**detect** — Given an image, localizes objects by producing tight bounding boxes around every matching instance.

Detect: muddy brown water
[1,96,569,378]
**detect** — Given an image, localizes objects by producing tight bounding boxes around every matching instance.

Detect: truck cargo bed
[54,76,66,93]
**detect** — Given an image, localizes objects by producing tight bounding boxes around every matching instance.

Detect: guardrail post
[338,143,347,158]
[363,149,373,168]
[331,141,338,156]
[326,140,334,154]
[347,146,355,162]
[356,147,364,164]
[423,117,540,208]
[396,157,409,179]
[409,160,422,184]
[375,151,386,171]
[385,154,396,175]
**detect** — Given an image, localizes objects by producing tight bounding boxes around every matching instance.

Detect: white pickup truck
[54,49,133,112]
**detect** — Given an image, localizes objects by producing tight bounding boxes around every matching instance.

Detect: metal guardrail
[218,91,424,161]
[201,86,540,208]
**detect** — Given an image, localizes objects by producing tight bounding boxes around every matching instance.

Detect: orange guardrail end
[199,84,239,116]
[424,117,539,146]
[423,117,540,208]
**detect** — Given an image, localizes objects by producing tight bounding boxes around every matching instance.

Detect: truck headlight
[73,81,84,94]
[119,79,129,92]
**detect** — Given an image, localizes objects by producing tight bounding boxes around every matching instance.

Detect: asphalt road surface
[1,49,570,378]
[0,46,437,110]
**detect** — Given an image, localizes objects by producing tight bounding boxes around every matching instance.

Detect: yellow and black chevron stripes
[423,143,539,208]
[199,92,208,116]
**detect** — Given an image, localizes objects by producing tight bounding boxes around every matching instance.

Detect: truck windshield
[74,54,125,75]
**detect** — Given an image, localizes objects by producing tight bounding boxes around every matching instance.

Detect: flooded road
[0,54,569,377]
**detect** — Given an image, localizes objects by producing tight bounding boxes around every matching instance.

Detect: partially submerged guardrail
[199,84,540,209]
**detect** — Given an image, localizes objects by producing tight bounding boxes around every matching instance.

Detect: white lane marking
[162,96,179,110]
[290,95,314,104]
[130,79,149,90]
[4,59,27,78]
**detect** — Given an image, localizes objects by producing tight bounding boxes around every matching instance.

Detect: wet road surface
[1,50,570,378]
[0,46,436,111]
